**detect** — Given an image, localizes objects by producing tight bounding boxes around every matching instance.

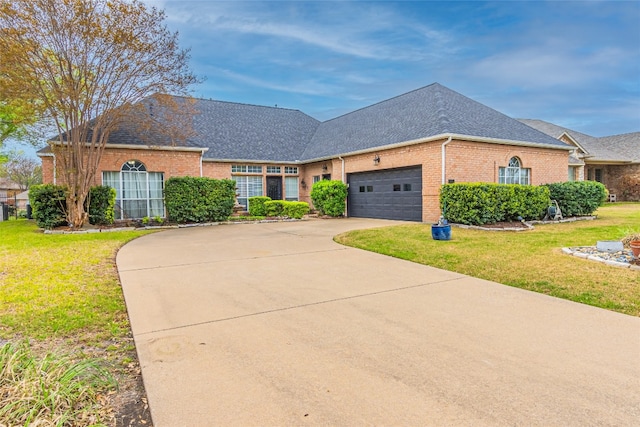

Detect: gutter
[47,141,209,153]
[441,135,453,184]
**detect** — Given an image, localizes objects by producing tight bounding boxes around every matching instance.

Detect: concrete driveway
[117,219,640,426]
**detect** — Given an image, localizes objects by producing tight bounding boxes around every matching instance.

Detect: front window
[233,175,263,208]
[499,157,530,185]
[103,160,164,219]
[285,166,298,174]
[285,177,299,201]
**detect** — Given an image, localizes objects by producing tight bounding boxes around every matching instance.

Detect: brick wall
[586,164,640,201]
[40,141,571,222]
[41,147,204,186]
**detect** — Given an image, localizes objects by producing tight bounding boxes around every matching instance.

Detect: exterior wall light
[373,155,380,165]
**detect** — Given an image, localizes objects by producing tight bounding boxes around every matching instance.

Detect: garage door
[347,166,422,221]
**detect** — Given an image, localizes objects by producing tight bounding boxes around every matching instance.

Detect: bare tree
[0,150,42,190]
[0,0,199,227]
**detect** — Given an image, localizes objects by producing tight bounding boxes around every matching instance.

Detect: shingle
[301,83,567,160]
[519,119,638,162]
[40,84,576,162]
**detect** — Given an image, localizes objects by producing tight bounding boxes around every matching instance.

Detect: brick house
[520,120,640,202]
[39,83,574,222]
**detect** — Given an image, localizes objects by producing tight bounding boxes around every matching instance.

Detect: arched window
[103,160,164,219]
[499,157,530,185]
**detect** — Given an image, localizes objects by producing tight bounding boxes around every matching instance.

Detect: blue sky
[6,0,639,157]
[146,0,640,138]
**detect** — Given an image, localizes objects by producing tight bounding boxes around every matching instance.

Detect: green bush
[264,200,310,219]
[542,181,607,216]
[165,177,235,223]
[264,200,285,217]
[248,196,272,216]
[310,180,348,217]
[440,183,550,225]
[283,201,309,219]
[29,184,67,229]
[86,186,116,225]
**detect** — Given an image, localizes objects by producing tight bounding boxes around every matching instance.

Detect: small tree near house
[0,0,199,227]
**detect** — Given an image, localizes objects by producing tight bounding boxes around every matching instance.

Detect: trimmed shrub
[29,184,67,229]
[248,196,272,216]
[542,181,607,216]
[264,200,285,217]
[165,177,235,223]
[86,186,116,225]
[283,201,310,219]
[440,183,550,225]
[264,200,309,218]
[310,180,348,217]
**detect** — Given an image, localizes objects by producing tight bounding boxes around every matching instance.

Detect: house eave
[202,158,301,165]
[46,141,209,153]
[302,133,572,163]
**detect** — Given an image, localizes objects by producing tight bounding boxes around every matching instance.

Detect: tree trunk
[66,192,88,228]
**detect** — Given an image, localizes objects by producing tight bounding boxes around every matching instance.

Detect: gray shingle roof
[519,119,639,162]
[301,83,568,160]
[189,99,320,162]
[40,83,574,162]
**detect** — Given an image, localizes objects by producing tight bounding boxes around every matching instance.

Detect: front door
[266,176,282,200]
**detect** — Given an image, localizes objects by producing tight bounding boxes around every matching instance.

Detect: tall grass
[0,340,117,426]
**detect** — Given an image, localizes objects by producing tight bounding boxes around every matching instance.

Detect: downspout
[441,135,452,184]
[53,153,57,185]
[338,156,346,217]
[199,149,204,177]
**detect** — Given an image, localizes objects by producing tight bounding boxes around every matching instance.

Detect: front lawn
[0,219,153,425]
[335,203,640,316]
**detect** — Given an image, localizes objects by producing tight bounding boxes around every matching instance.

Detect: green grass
[0,219,152,425]
[0,220,150,341]
[335,203,640,316]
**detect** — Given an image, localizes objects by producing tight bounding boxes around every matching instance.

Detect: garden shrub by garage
[248,196,272,216]
[165,177,235,223]
[29,184,67,229]
[86,185,116,225]
[440,183,550,225]
[310,180,348,217]
[542,181,607,216]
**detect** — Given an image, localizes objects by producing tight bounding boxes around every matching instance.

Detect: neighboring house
[39,83,573,222]
[0,178,21,205]
[520,119,640,201]
[15,190,29,210]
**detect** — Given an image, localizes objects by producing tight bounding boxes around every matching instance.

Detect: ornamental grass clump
[0,340,117,426]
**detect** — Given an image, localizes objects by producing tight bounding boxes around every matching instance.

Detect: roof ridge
[433,85,451,133]
[318,82,441,124]
[162,93,310,115]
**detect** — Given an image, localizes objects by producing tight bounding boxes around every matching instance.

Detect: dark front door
[266,176,282,200]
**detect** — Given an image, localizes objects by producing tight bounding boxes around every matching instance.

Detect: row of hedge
[440,183,550,225]
[164,177,236,223]
[29,184,117,229]
[440,181,606,225]
[248,196,310,219]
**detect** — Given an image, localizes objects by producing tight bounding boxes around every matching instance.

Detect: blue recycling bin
[431,224,451,240]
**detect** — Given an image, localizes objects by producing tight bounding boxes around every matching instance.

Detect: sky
[6,0,640,157]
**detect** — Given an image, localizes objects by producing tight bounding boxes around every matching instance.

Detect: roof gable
[519,119,638,162]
